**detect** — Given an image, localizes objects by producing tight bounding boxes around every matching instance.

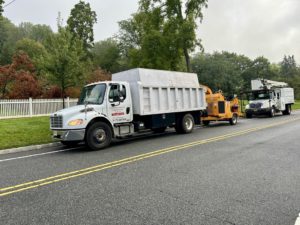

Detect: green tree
[16,38,46,59]
[15,38,48,75]
[161,0,208,71]
[292,72,300,99]
[0,17,19,65]
[118,8,185,70]
[0,20,54,65]
[92,38,121,73]
[191,51,250,95]
[67,0,97,51]
[44,27,89,107]
[280,55,298,81]
[18,22,53,44]
[279,56,300,98]
[248,56,273,79]
[0,17,6,54]
[119,0,208,71]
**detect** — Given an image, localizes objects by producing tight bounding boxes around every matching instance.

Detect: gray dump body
[112,68,206,116]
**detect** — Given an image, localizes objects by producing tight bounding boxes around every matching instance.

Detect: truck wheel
[61,141,80,147]
[202,120,210,126]
[246,112,252,119]
[152,127,167,133]
[282,104,291,115]
[269,107,275,118]
[86,122,112,150]
[176,114,194,134]
[229,113,238,125]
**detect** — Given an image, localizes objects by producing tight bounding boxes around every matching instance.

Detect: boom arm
[252,79,288,90]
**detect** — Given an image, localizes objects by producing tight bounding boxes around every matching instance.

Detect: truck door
[275,90,284,110]
[107,83,132,123]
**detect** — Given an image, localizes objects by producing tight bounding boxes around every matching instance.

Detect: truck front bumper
[245,108,271,115]
[52,129,85,141]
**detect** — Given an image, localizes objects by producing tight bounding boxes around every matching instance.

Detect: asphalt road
[1,112,300,225]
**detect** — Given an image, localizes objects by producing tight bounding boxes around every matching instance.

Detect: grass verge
[0,116,54,150]
[292,100,300,110]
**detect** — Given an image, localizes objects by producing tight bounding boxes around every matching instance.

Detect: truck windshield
[249,91,271,100]
[78,84,106,105]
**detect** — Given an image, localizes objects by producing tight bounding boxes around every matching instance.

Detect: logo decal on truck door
[112,112,125,116]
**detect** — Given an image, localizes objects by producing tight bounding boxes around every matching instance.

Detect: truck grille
[250,102,262,109]
[50,115,63,128]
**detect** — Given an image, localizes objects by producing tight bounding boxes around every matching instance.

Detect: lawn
[0,116,54,150]
[292,100,300,110]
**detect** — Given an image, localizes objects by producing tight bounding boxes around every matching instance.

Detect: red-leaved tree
[9,70,41,99]
[0,65,13,98]
[87,68,111,83]
[0,51,41,99]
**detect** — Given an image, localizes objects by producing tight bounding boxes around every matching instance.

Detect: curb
[0,142,62,155]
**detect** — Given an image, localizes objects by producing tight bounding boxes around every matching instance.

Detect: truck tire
[61,141,80,147]
[175,114,194,134]
[269,107,275,118]
[229,113,238,125]
[246,112,252,119]
[282,104,291,115]
[86,122,112,150]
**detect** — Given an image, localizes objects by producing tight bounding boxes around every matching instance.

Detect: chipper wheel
[229,113,238,125]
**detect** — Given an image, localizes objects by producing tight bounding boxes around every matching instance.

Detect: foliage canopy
[67,0,97,51]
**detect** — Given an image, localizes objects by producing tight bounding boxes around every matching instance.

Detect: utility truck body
[245,79,294,118]
[50,68,206,150]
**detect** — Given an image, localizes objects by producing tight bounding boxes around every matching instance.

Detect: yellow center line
[1,117,300,197]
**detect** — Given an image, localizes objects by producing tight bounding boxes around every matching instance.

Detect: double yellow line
[1,117,299,197]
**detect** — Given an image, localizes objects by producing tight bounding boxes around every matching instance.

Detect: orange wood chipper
[201,86,242,126]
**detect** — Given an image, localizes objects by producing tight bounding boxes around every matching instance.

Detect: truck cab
[50,81,134,149]
[245,90,275,117]
[245,79,294,118]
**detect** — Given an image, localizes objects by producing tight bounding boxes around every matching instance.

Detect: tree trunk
[62,95,65,109]
[183,47,191,72]
[1,80,8,98]
[62,79,65,109]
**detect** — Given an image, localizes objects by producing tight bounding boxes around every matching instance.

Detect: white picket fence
[0,98,78,119]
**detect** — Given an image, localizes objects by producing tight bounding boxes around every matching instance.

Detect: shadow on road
[60,130,178,155]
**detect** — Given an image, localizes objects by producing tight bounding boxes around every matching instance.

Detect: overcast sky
[3,0,300,63]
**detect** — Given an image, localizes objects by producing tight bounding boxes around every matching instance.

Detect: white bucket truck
[245,79,294,118]
[50,68,206,150]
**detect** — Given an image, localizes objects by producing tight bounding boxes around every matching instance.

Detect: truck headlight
[68,119,84,126]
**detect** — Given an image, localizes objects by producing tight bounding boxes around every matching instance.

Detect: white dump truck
[50,68,206,150]
[245,79,294,118]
